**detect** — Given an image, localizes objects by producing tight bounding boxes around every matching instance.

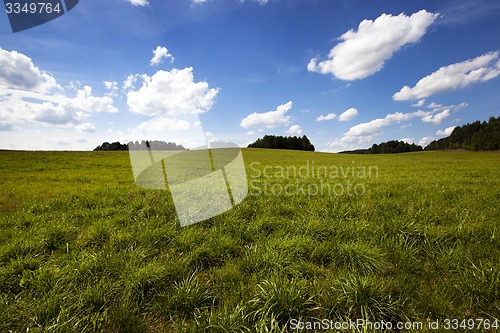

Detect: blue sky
[0,0,499,151]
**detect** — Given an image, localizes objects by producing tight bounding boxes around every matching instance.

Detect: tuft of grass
[249,277,316,326]
[321,275,406,322]
[165,272,214,318]
[195,303,252,333]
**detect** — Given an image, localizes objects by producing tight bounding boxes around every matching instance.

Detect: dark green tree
[248,135,315,152]
[425,116,500,151]
[366,140,422,154]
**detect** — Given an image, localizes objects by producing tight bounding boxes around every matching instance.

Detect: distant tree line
[94,140,186,151]
[425,116,500,151]
[338,140,422,154]
[94,142,128,151]
[128,140,186,150]
[337,149,368,154]
[247,135,315,151]
[367,140,423,154]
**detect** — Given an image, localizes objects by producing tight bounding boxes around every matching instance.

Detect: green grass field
[0,149,499,332]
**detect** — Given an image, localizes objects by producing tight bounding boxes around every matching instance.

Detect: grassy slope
[0,149,499,332]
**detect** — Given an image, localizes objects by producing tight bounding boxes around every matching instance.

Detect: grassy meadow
[0,149,499,332]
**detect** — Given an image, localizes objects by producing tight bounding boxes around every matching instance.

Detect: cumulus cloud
[125,0,148,6]
[393,51,500,100]
[344,114,407,138]
[400,138,415,144]
[316,113,337,122]
[436,126,456,136]
[192,0,207,4]
[126,67,219,116]
[240,101,293,128]
[308,10,438,80]
[150,46,174,66]
[418,136,434,147]
[411,101,466,125]
[339,108,359,121]
[8,100,86,125]
[327,135,376,153]
[0,48,62,94]
[71,86,118,113]
[125,112,206,149]
[1,86,117,126]
[326,113,408,152]
[421,109,450,124]
[76,122,96,133]
[286,125,303,135]
[412,99,426,107]
[122,75,137,90]
[0,48,118,128]
[104,81,118,96]
[246,130,256,135]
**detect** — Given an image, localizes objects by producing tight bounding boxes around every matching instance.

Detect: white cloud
[286,125,303,135]
[67,81,81,91]
[0,85,118,127]
[125,0,148,6]
[428,101,467,111]
[400,138,415,144]
[393,51,500,100]
[150,46,174,66]
[421,109,450,124]
[0,48,62,94]
[123,74,138,90]
[412,101,466,125]
[0,48,118,128]
[308,10,438,80]
[327,135,376,153]
[412,99,426,107]
[8,100,86,125]
[345,112,411,138]
[104,81,118,97]
[246,130,256,135]
[240,101,293,128]
[126,67,219,116]
[125,112,206,149]
[192,0,207,4]
[76,122,96,133]
[418,136,434,147]
[316,113,337,122]
[339,108,359,121]
[345,119,388,138]
[70,86,118,114]
[436,126,456,136]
